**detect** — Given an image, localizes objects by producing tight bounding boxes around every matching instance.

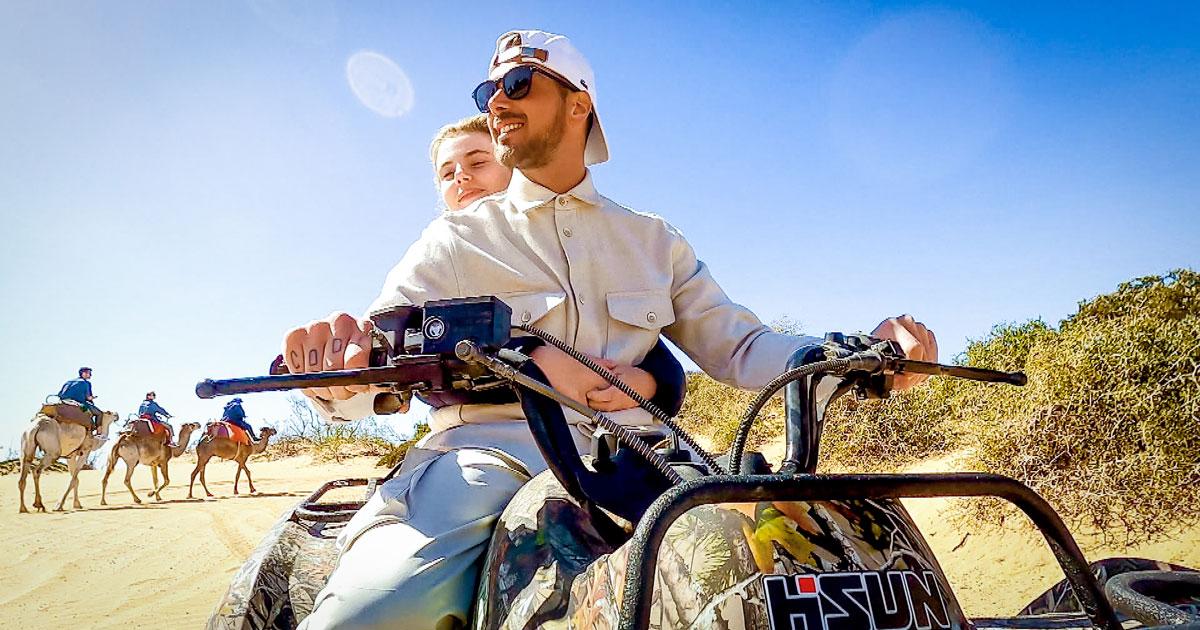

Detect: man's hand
[871,314,939,390]
[586,359,657,412]
[282,312,382,401]
[529,345,609,408]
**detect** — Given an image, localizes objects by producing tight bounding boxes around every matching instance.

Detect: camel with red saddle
[101,420,201,504]
[188,422,276,498]
[18,405,118,513]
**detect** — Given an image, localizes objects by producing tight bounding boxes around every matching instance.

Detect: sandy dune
[901,455,1200,617]
[1,454,381,628]
[2,450,1197,627]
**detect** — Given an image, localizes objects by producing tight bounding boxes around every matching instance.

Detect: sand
[900,454,1200,617]
[2,450,1197,627]
[1,453,381,628]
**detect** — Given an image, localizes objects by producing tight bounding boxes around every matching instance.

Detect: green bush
[678,372,783,454]
[270,395,400,462]
[377,421,431,469]
[963,270,1200,536]
[820,377,961,471]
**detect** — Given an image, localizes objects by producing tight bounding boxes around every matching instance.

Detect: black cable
[462,341,684,484]
[516,324,726,475]
[594,414,685,484]
[727,358,852,475]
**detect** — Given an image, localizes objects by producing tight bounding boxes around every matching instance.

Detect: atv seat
[207,421,250,445]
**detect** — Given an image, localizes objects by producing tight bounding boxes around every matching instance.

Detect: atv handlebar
[732,336,1028,476]
[194,356,448,399]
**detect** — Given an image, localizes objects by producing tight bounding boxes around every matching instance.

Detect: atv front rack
[617,473,1123,630]
[291,478,378,523]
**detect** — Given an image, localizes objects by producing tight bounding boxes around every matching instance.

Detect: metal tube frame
[617,472,1122,630]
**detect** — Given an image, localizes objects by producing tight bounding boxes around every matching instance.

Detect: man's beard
[495,103,567,170]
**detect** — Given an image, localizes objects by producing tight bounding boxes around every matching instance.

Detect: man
[289,30,937,628]
[137,391,174,444]
[57,367,102,433]
[221,397,259,441]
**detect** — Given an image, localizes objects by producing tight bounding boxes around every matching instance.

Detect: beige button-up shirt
[320,169,815,431]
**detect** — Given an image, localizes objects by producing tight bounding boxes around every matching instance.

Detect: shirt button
[579,296,586,305]
[558,197,568,206]
[647,312,657,323]
[562,227,573,238]
[521,311,531,323]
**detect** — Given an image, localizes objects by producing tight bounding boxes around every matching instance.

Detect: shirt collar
[506,168,601,212]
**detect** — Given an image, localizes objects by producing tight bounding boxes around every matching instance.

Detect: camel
[18,409,119,513]
[188,425,276,498]
[101,421,200,504]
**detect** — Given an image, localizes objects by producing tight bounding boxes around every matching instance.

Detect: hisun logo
[763,571,952,630]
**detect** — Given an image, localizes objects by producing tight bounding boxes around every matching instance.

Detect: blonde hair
[429,113,490,166]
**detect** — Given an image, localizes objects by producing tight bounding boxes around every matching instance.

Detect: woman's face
[435,132,513,210]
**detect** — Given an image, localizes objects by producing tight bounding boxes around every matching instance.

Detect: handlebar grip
[194,373,354,399]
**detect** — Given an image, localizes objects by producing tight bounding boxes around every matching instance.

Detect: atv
[199,297,1200,629]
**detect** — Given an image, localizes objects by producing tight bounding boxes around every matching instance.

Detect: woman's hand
[530,345,610,407]
[586,359,658,412]
[530,347,659,412]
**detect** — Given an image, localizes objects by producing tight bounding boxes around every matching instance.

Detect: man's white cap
[487,29,609,166]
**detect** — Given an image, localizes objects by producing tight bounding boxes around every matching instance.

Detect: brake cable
[516,323,726,475]
[727,357,855,475]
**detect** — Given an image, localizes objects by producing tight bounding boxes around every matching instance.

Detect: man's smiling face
[487,70,569,170]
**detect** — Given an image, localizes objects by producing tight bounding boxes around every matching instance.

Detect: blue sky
[2,1,1197,452]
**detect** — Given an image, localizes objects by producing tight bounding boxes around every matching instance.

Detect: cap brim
[585,113,609,166]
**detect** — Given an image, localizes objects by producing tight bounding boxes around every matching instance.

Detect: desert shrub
[675,317,808,452]
[677,372,784,453]
[963,270,1200,537]
[821,376,961,471]
[680,370,959,471]
[377,421,431,469]
[269,395,398,462]
[0,458,68,475]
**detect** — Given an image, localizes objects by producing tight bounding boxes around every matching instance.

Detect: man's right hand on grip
[282,312,380,401]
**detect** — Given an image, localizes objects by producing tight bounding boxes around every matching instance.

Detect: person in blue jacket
[138,391,174,443]
[57,367,101,432]
[221,398,259,441]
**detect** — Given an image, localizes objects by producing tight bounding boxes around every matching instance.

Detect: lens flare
[346,51,414,118]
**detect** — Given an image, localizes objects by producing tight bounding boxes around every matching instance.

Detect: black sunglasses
[472,65,577,113]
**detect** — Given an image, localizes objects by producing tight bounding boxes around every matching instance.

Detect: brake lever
[825,334,1028,387]
[886,359,1028,386]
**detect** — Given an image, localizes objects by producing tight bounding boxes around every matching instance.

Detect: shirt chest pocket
[500,291,567,327]
[606,289,676,351]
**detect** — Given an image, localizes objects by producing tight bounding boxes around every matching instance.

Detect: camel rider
[221,398,259,441]
[137,391,174,444]
[58,367,102,433]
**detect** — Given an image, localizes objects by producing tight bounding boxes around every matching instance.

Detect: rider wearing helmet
[221,397,258,442]
[57,367,102,433]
